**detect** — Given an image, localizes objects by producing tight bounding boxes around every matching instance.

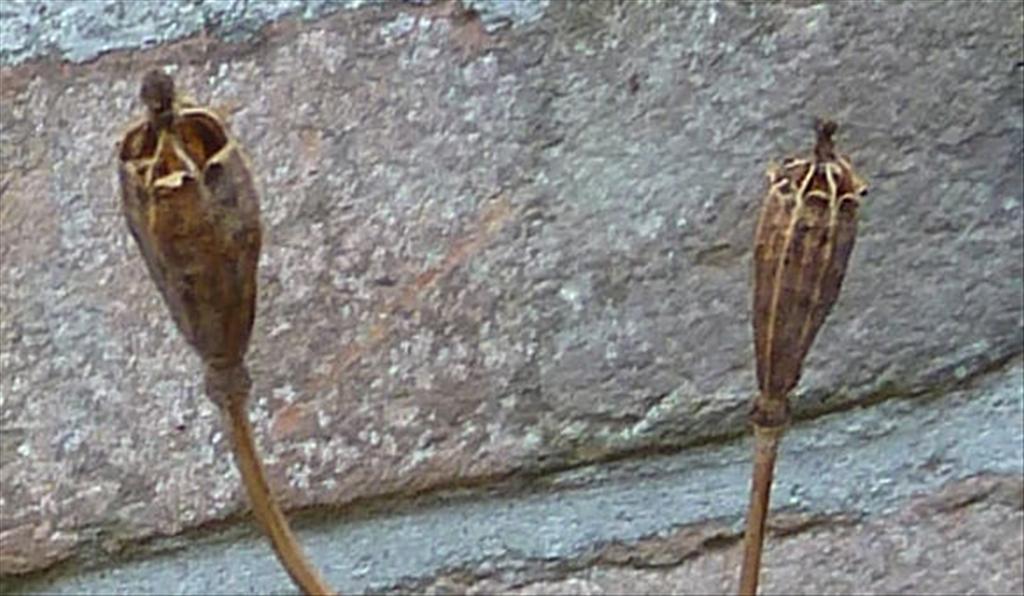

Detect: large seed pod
[752,120,868,402]
[118,71,262,371]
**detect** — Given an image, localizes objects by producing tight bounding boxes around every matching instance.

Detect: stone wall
[1,1,1021,593]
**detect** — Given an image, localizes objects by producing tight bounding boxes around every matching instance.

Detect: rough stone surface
[5,361,1022,594]
[0,0,548,66]
[1,0,1022,588]
[0,0,349,66]
[412,475,1024,596]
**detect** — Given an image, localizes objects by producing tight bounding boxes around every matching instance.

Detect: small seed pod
[751,120,868,412]
[118,71,262,374]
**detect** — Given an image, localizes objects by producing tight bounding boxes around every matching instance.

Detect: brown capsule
[118,71,262,372]
[751,120,868,403]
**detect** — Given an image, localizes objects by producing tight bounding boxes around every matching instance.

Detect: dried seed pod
[740,120,869,596]
[118,70,262,378]
[751,119,868,410]
[117,72,333,595]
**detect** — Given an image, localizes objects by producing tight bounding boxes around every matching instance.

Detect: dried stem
[738,419,786,596]
[224,394,335,595]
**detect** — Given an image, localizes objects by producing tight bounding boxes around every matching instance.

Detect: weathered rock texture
[5,360,1022,594]
[1,0,1022,592]
[406,474,1024,596]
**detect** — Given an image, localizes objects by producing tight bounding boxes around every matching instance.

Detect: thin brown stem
[224,397,336,595]
[738,421,786,596]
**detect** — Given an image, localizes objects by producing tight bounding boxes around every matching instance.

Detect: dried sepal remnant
[118,70,262,375]
[752,120,868,405]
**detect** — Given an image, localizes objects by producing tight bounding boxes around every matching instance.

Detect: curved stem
[738,422,786,596]
[224,398,335,595]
